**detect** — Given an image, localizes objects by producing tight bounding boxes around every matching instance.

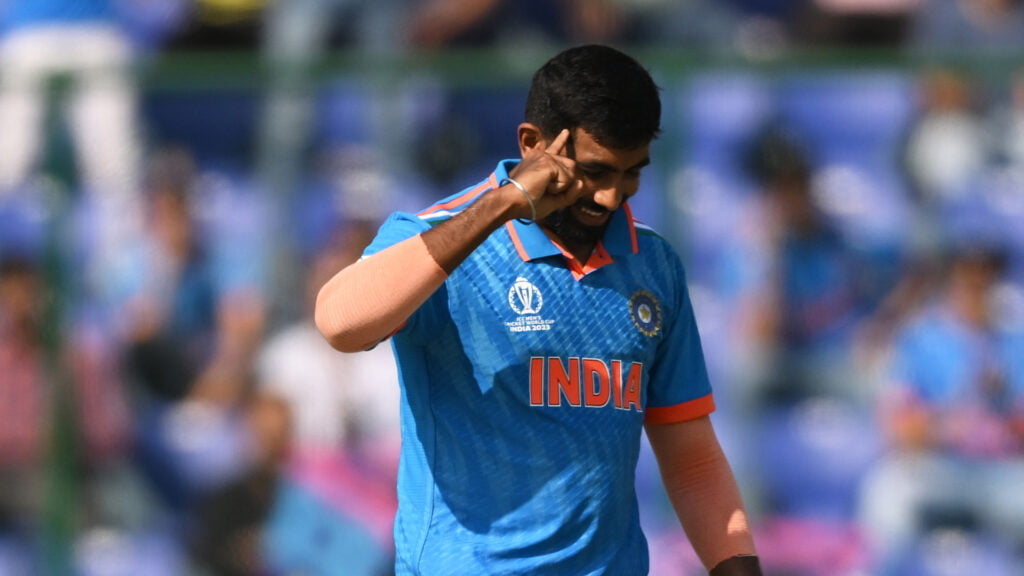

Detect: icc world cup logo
[509,277,543,315]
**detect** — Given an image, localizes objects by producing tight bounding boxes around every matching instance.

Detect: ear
[517,123,545,156]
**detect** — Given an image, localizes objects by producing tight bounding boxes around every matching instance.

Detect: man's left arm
[645,416,761,575]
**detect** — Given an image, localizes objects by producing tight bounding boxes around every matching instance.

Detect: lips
[573,200,611,226]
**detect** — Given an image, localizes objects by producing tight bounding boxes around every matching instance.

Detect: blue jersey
[892,304,1024,408]
[364,160,715,575]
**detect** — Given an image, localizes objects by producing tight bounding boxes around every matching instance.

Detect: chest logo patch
[505,277,555,333]
[630,290,662,337]
[509,276,543,315]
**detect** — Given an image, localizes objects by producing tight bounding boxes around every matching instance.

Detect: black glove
[709,554,762,576]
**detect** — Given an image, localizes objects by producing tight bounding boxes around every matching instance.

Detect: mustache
[542,202,611,245]
[574,199,609,214]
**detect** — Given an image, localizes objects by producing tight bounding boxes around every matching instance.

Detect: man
[0,0,140,199]
[0,0,187,305]
[858,231,1024,573]
[315,44,760,575]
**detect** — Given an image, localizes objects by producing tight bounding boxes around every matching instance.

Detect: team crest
[629,290,662,337]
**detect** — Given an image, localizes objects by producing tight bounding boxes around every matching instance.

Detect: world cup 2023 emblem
[509,277,543,315]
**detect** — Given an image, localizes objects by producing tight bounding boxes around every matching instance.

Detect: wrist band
[500,177,536,225]
[709,554,762,576]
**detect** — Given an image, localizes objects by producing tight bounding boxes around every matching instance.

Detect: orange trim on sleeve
[644,393,716,425]
[505,221,531,262]
[418,175,498,217]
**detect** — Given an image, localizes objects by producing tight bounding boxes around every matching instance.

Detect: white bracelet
[500,177,536,225]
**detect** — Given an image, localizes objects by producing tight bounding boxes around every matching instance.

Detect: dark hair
[745,123,812,189]
[525,44,661,150]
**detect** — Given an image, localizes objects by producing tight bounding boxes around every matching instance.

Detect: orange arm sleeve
[314,234,448,352]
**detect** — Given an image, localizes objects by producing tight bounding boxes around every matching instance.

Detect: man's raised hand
[506,128,584,221]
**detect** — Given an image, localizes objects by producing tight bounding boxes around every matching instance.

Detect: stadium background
[0,0,1023,575]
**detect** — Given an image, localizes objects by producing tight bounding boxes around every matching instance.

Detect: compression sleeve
[314,233,448,352]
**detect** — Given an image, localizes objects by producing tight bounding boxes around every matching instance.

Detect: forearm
[314,187,521,352]
[420,186,521,274]
[670,447,756,569]
[647,418,757,571]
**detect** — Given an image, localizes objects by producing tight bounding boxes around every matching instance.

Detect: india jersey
[363,160,715,575]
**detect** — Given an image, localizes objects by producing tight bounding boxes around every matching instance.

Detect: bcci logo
[629,290,662,337]
[508,277,543,315]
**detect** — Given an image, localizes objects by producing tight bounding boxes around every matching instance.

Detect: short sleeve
[362,211,431,257]
[362,211,449,342]
[643,253,715,424]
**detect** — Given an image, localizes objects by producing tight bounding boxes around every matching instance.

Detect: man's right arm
[314,190,517,352]
[314,129,580,352]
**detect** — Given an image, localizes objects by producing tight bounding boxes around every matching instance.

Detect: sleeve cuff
[644,393,716,425]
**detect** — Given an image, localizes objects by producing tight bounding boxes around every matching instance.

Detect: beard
[540,199,611,247]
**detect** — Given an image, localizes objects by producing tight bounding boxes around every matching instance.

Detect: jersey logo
[629,290,662,337]
[529,356,644,412]
[505,277,555,333]
[508,276,543,315]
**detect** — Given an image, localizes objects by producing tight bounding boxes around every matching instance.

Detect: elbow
[316,324,358,353]
[314,292,364,353]
[315,315,365,353]
[330,340,366,354]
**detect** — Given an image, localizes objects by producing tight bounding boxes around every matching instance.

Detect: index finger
[546,128,571,156]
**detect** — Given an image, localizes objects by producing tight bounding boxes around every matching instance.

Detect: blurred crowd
[0,1,1022,576]
[663,65,1024,575]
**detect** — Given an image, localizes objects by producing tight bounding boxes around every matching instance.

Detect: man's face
[541,128,650,245]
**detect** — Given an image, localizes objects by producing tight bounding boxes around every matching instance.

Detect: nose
[592,184,625,211]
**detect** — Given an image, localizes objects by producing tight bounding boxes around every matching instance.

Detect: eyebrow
[578,157,651,173]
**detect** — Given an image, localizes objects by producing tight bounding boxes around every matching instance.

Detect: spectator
[0,0,141,196]
[0,0,189,301]
[0,256,138,569]
[858,226,1024,573]
[121,146,267,514]
[741,125,869,403]
[729,127,885,573]
[0,257,49,548]
[124,146,267,404]
[902,69,990,208]
[189,391,292,576]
